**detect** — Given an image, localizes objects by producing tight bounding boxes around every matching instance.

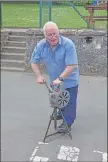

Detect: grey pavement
[1,71,107,162]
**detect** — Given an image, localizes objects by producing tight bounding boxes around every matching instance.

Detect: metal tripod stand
[43,81,72,142]
[43,106,72,142]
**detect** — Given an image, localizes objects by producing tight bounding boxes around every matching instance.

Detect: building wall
[26,29,107,76]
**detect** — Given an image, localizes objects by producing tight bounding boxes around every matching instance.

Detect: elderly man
[30,21,79,133]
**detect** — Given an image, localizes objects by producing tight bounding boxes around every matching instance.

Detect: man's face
[45,28,59,47]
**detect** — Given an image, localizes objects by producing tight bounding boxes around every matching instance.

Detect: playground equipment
[39,0,107,29]
[43,81,72,142]
[0,0,107,29]
[39,0,95,29]
[84,0,107,28]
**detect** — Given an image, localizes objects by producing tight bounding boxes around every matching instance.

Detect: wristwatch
[58,77,64,81]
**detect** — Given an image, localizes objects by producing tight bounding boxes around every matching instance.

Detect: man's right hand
[36,75,46,84]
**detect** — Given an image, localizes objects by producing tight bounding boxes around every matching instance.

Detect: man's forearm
[31,63,42,77]
[60,65,77,79]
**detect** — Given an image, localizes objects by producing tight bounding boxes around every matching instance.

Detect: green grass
[2,3,40,27]
[1,2,107,29]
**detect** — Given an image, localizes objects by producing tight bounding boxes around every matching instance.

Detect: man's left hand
[53,78,62,85]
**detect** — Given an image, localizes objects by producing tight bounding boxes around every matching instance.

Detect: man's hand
[36,75,46,84]
[53,78,62,85]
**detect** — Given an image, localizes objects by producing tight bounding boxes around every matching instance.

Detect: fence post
[39,0,43,28]
[0,2,2,28]
[48,0,52,21]
[39,0,52,28]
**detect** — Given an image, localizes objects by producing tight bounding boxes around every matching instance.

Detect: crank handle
[44,81,53,93]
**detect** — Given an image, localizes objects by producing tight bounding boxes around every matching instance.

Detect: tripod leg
[54,108,57,130]
[58,108,72,139]
[43,109,55,142]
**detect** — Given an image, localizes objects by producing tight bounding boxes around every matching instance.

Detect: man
[30,21,79,133]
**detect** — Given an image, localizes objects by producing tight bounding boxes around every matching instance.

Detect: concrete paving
[1,71,107,162]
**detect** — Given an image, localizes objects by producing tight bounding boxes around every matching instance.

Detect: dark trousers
[62,85,78,126]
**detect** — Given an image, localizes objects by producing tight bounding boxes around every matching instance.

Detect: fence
[0,0,107,29]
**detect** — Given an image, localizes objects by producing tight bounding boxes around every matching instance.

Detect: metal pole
[49,0,52,21]
[0,2,2,28]
[39,0,42,28]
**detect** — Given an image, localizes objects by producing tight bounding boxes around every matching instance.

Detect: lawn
[1,2,107,29]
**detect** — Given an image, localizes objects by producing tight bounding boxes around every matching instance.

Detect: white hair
[43,21,59,36]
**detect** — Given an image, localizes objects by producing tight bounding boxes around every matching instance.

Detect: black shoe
[56,121,72,133]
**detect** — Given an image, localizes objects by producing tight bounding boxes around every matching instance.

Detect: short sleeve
[30,43,42,64]
[65,41,78,65]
